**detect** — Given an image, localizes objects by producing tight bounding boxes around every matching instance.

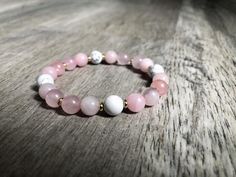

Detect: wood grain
[0,0,235,176]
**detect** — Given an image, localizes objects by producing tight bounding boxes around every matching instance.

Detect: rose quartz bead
[105,51,118,64]
[80,96,100,116]
[143,88,159,106]
[117,53,130,65]
[151,80,168,96]
[45,89,64,108]
[41,66,57,80]
[74,53,88,67]
[51,61,65,76]
[39,83,56,99]
[61,95,80,114]
[63,58,76,70]
[126,93,145,112]
[153,73,169,85]
[132,56,143,69]
[140,58,154,73]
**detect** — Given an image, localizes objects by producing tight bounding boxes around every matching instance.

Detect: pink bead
[117,53,130,65]
[153,73,169,85]
[41,66,57,80]
[151,80,168,96]
[61,95,80,114]
[126,93,145,112]
[80,96,100,116]
[132,56,143,69]
[105,51,118,64]
[51,61,65,76]
[39,83,56,99]
[45,89,64,108]
[63,58,76,70]
[143,88,159,106]
[74,53,88,67]
[139,58,154,73]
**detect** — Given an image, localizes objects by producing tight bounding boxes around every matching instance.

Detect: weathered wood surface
[0,0,235,176]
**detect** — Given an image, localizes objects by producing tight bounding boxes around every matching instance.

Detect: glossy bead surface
[45,89,64,108]
[140,58,154,73]
[63,58,76,70]
[90,50,103,64]
[105,51,118,64]
[37,74,54,86]
[151,80,168,96]
[148,64,164,77]
[61,95,80,114]
[153,73,169,84]
[117,53,130,65]
[41,66,57,79]
[51,61,65,76]
[74,53,88,67]
[126,93,145,112]
[80,96,100,116]
[143,88,159,106]
[104,95,123,116]
[132,56,143,69]
[39,83,56,99]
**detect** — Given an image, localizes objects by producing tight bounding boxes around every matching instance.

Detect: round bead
[143,88,159,106]
[105,51,118,64]
[140,58,154,73]
[117,53,130,65]
[37,74,54,86]
[61,95,80,114]
[148,64,164,77]
[41,66,57,80]
[39,83,56,99]
[151,80,168,96]
[74,53,88,67]
[51,61,65,76]
[63,58,76,70]
[132,56,143,69]
[90,50,103,64]
[45,89,64,108]
[104,95,124,116]
[126,93,145,112]
[153,73,169,84]
[80,96,100,116]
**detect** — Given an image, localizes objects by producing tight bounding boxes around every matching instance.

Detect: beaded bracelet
[36,50,169,116]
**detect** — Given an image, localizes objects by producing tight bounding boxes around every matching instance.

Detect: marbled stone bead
[45,89,64,108]
[126,93,145,112]
[148,64,164,77]
[80,96,100,116]
[37,74,54,86]
[104,95,123,116]
[90,50,103,64]
[61,95,80,114]
[39,83,56,99]
[143,88,159,106]
[151,80,168,96]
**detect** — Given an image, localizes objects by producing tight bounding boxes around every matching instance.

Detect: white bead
[104,95,124,116]
[37,74,54,86]
[90,50,103,64]
[148,64,164,77]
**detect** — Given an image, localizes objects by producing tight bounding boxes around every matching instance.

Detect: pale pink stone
[151,80,168,96]
[63,58,76,70]
[139,58,154,73]
[45,89,64,108]
[132,56,143,69]
[61,95,80,114]
[80,96,100,116]
[41,66,57,80]
[117,53,130,65]
[105,51,118,64]
[143,88,159,106]
[39,83,56,99]
[51,61,65,76]
[153,73,169,84]
[126,93,145,112]
[74,53,88,67]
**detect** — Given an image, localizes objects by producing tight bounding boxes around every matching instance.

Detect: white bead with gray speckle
[148,64,164,77]
[90,50,103,64]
